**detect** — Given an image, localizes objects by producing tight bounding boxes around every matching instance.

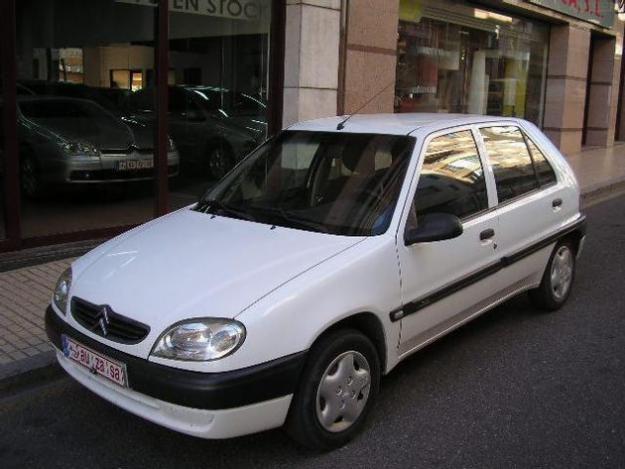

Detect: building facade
[0,0,623,254]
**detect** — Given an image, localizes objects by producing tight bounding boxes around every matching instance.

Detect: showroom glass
[0,62,5,239]
[203,131,415,236]
[163,2,272,210]
[410,130,488,224]
[15,0,158,237]
[525,135,557,186]
[480,126,539,203]
[396,0,549,126]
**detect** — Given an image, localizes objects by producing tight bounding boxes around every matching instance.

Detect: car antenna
[336,81,396,130]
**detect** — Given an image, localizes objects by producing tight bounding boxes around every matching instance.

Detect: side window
[411,130,488,221]
[479,126,539,203]
[525,136,557,186]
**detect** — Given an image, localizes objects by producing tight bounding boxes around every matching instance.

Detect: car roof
[287,113,523,136]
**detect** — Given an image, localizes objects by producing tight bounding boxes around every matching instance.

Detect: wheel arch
[309,312,388,374]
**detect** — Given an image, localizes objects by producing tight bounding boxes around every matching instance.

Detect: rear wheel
[529,241,576,311]
[285,329,380,451]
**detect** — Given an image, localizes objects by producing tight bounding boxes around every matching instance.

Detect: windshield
[200,130,415,236]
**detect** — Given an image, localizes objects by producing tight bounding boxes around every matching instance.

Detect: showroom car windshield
[202,131,415,236]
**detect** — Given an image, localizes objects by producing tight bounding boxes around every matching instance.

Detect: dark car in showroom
[125,86,265,180]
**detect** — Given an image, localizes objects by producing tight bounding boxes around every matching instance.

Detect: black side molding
[390,215,587,322]
[45,307,307,410]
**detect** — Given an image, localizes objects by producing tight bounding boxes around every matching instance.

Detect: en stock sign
[528,0,615,28]
[116,0,268,21]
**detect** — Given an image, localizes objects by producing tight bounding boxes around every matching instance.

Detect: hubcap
[550,245,574,301]
[316,351,371,433]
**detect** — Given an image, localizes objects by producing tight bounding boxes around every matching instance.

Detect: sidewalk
[1,144,625,387]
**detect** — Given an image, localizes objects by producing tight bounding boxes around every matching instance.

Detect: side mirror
[404,213,463,245]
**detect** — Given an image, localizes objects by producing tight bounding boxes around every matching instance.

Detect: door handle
[552,198,563,208]
[480,228,495,241]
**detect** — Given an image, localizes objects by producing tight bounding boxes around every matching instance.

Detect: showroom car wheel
[529,241,576,311]
[207,144,234,180]
[20,155,45,199]
[285,328,380,450]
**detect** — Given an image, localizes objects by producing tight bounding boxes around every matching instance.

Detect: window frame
[472,122,557,208]
[400,124,498,242]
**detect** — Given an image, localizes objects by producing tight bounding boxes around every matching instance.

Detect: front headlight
[60,141,99,157]
[53,267,72,314]
[151,319,246,361]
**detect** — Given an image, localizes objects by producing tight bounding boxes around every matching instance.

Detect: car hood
[28,116,134,151]
[71,208,364,332]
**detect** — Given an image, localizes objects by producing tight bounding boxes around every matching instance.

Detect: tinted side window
[480,126,539,203]
[525,136,557,186]
[412,130,488,220]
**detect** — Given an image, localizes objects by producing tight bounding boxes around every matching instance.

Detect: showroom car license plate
[61,335,128,387]
[116,159,153,171]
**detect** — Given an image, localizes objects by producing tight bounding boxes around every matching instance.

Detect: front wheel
[529,241,576,311]
[285,329,380,451]
[206,143,234,180]
[20,155,46,199]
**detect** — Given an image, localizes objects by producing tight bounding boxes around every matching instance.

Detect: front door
[396,127,501,356]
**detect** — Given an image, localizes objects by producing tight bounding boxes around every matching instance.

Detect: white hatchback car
[46,114,586,450]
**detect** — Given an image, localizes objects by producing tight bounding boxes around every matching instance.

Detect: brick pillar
[585,35,619,147]
[282,0,341,127]
[341,0,399,114]
[543,25,591,155]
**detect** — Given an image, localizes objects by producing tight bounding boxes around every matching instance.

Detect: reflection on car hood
[71,208,364,332]
[29,116,134,151]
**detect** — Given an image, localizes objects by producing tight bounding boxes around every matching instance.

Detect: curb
[0,351,63,398]
[581,177,625,207]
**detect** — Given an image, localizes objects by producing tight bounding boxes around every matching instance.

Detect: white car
[46,114,586,450]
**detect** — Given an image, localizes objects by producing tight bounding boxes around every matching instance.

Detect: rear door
[475,124,565,291]
[396,127,501,356]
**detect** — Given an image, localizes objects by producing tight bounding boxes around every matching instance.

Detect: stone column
[282,0,341,127]
[585,34,620,147]
[341,0,399,114]
[543,25,591,155]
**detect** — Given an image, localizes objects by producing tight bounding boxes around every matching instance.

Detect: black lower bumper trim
[45,306,307,410]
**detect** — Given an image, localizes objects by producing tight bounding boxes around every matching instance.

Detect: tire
[285,329,380,451]
[528,241,576,311]
[206,142,234,180]
[20,155,46,200]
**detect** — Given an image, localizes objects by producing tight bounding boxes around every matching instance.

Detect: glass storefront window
[0,62,5,239]
[396,0,549,126]
[15,0,159,238]
[165,1,272,209]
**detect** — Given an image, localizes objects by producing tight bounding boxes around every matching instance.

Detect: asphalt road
[2,194,625,469]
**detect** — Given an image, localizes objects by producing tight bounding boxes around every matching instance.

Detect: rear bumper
[45,306,306,410]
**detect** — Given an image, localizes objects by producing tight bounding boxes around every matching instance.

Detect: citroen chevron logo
[98,305,111,336]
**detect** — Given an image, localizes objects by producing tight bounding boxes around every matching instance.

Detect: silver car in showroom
[15,96,179,198]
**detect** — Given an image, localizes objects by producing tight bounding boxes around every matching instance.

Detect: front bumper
[45,306,306,438]
[43,151,180,184]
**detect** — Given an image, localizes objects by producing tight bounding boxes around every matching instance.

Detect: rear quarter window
[479,126,539,203]
[524,136,557,186]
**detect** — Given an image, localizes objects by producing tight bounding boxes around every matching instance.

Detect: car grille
[71,297,150,344]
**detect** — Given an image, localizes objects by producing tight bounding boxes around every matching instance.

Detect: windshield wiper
[258,207,329,233]
[194,199,256,222]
